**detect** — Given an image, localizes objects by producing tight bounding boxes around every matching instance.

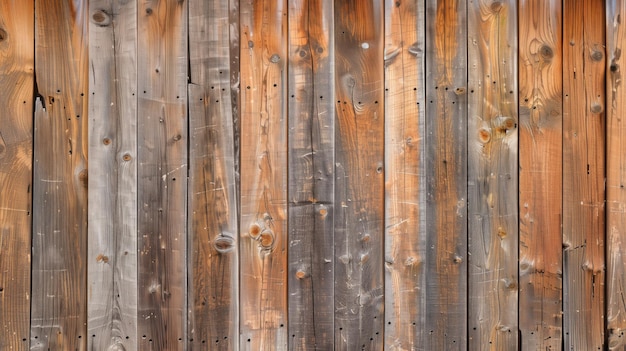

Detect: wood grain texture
[187,0,239,348]
[287,0,335,350]
[383,0,425,349]
[518,0,563,349]
[334,1,385,349]
[31,0,89,350]
[239,0,288,349]
[467,0,518,349]
[0,1,34,349]
[563,1,606,349]
[137,0,188,349]
[424,0,468,349]
[87,0,138,350]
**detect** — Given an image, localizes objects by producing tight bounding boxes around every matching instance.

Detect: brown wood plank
[563,0,606,349]
[467,0,519,349]
[423,0,468,349]
[287,0,335,350]
[136,0,188,349]
[239,0,288,349]
[333,1,385,349]
[383,0,426,349]
[87,0,138,349]
[0,1,34,349]
[187,0,239,348]
[518,0,563,349]
[31,0,89,350]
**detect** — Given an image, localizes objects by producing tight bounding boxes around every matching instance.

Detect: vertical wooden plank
[31,0,89,350]
[518,0,563,349]
[136,0,188,349]
[334,1,384,349]
[467,0,518,349]
[383,0,426,349]
[87,0,138,349]
[287,0,335,350]
[0,1,34,349]
[239,0,288,349]
[423,0,468,348]
[563,1,606,349]
[187,0,239,349]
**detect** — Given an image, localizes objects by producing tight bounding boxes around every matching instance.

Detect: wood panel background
[2,0,626,350]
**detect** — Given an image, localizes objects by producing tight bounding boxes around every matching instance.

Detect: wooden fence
[0,0,624,350]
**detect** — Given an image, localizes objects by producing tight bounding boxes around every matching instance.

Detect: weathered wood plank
[423,0,468,349]
[334,1,385,349]
[239,0,288,349]
[467,0,518,349]
[187,0,239,348]
[563,1,606,349]
[518,0,563,349]
[87,0,138,350]
[383,0,425,349]
[137,0,188,349]
[287,0,335,349]
[0,1,34,349]
[31,0,89,349]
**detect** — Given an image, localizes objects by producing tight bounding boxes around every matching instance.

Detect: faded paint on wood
[187,0,239,348]
[424,0,468,348]
[334,1,385,349]
[31,0,89,350]
[287,0,335,350]
[467,0,518,349]
[239,0,289,349]
[137,0,188,349]
[383,0,425,349]
[563,1,606,349]
[87,0,138,350]
[0,1,34,349]
[518,0,563,349]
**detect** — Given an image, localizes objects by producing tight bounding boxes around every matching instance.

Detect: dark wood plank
[136,0,188,349]
[31,0,89,349]
[423,0,468,348]
[0,1,34,349]
[467,0,519,348]
[518,0,563,349]
[287,0,335,349]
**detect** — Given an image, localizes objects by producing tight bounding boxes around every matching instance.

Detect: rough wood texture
[0,1,34,349]
[187,0,239,348]
[563,1,605,349]
[31,0,89,350]
[383,0,425,349]
[239,0,288,349]
[137,0,188,349]
[518,0,563,349]
[334,1,385,349]
[467,0,518,349]
[424,0,468,349]
[287,0,335,350]
[87,0,138,350]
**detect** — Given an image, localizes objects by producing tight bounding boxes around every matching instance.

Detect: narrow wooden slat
[333,1,385,349]
[287,0,335,349]
[87,0,138,349]
[239,0,288,349]
[136,0,188,349]
[518,0,563,349]
[383,0,426,349]
[187,0,239,348]
[423,0,468,348]
[31,0,89,349]
[467,0,518,349]
[563,1,606,349]
[0,1,34,349]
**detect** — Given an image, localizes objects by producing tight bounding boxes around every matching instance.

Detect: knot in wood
[591,50,604,62]
[214,234,235,253]
[92,10,111,26]
[0,28,7,42]
[270,54,280,63]
[539,45,554,60]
